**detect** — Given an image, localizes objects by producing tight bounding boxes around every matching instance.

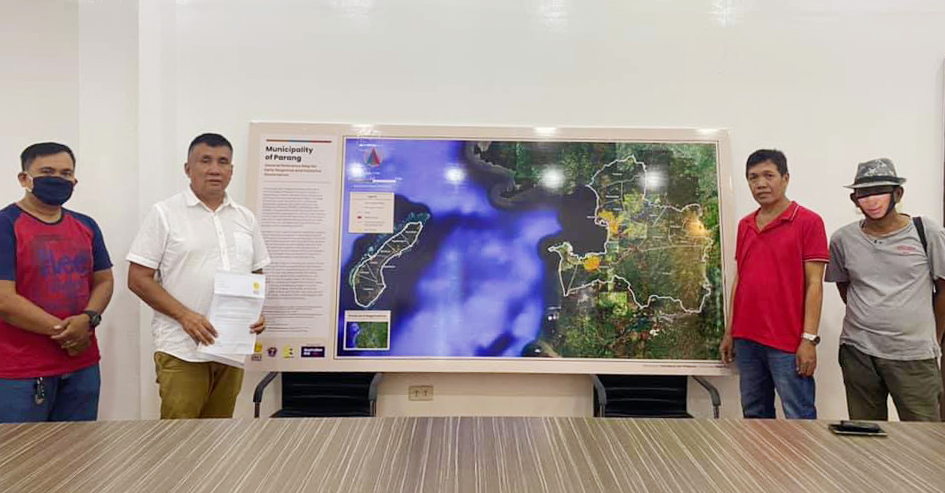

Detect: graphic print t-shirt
[0,204,112,378]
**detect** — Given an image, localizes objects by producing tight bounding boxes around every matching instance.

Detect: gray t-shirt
[826,217,944,360]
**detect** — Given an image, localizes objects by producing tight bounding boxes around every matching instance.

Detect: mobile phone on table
[828,420,887,436]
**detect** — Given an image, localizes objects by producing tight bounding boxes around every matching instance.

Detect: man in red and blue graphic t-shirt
[0,142,114,423]
[719,149,829,419]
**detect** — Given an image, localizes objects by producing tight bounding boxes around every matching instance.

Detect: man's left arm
[85,269,114,315]
[934,278,945,345]
[797,261,826,377]
[51,269,114,354]
[51,217,114,354]
[922,220,945,346]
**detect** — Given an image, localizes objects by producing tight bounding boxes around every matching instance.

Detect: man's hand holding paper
[198,271,266,361]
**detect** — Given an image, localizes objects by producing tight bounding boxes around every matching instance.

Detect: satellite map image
[337,137,723,360]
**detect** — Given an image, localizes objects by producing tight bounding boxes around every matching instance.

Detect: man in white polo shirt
[127,133,270,419]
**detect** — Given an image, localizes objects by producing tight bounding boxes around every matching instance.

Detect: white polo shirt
[127,188,271,362]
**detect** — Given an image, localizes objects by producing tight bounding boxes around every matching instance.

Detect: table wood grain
[2,418,943,493]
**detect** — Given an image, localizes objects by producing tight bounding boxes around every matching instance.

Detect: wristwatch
[83,310,102,329]
[801,332,821,345]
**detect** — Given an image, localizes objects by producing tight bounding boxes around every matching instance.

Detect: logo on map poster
[365,147,382,167]
[251,354,263,362]
[267,347,277,357]
[301,346,325,358]
[282,345,295,359]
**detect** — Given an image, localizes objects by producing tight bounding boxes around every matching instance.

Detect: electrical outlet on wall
[408,385,434,401]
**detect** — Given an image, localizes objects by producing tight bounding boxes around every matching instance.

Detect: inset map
[344,321,390,350]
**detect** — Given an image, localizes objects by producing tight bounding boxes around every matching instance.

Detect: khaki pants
[154,352,244,419]
[839,344,942,422]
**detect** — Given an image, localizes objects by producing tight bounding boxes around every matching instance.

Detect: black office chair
[254,372,382,418]
[592,374,721,418]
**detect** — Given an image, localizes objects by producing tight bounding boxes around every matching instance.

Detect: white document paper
[198,271,266,365]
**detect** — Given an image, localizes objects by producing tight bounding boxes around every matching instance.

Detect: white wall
[376,374,593,417]
[77,0,142,421]
[4,0,945,420]
[0,1,77,152]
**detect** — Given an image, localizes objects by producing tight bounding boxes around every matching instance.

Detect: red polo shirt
[731,201,829,353]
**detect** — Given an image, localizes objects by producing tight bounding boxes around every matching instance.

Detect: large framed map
[247,124,734,375]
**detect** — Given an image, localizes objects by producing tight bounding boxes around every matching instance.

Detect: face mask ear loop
[855,190,896,220]
[884,189,899,219]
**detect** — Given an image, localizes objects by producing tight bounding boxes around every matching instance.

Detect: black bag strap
[913,216,939,297]
[914,216,929,256]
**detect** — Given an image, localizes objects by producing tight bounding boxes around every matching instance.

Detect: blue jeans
[0,364,100,423]
[735,339,816,419]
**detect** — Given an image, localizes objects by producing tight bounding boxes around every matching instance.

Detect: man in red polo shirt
[720,149,829,419]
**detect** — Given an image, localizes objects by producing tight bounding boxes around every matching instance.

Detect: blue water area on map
[337,139,563,357]
[345,322,360,348]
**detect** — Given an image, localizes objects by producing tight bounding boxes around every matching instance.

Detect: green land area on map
[354,321,390,350]
[477,141,724,360]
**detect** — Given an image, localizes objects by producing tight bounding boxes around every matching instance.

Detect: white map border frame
[247,122,736,376]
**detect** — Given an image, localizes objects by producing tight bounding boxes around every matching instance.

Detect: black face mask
[28,176,75,206]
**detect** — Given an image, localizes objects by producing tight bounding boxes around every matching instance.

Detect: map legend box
[349,192,394,233]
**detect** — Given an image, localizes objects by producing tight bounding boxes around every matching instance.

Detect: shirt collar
[184,187,232,211]
[750,201,799,232]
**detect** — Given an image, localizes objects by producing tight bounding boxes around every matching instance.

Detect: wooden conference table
[1,417,944,493]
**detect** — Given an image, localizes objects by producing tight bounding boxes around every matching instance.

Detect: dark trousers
[839,344,942,422]
[940,341,945,421]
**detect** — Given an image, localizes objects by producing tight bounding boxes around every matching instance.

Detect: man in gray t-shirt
[825,158,944,422]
